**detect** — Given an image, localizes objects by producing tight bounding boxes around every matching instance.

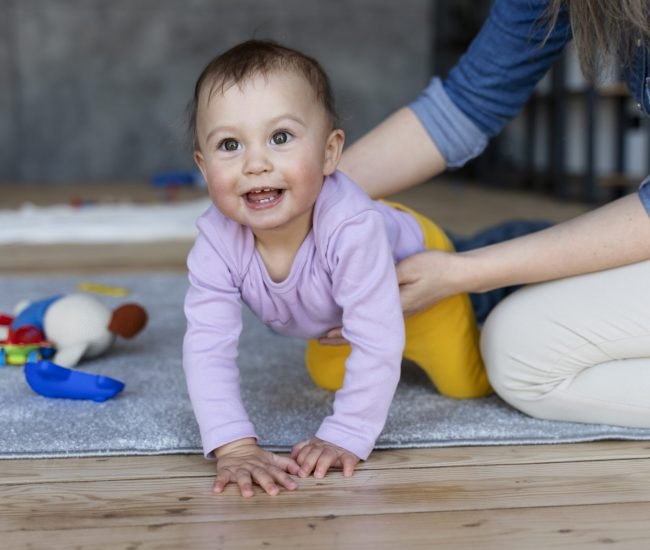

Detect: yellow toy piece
[0,343,53,366]
[77,282,129,297]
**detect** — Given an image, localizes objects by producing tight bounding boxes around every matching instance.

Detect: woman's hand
[396,249,466,317]
[317,249,468,345]
[213,438,300,497]
[291,437,360,479]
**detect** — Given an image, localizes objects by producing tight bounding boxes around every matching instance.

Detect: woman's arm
[398,194,650,316]
[338,107,446,199]
[340,0,570,199]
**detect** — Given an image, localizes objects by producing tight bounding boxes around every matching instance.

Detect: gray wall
[0,0,432,184]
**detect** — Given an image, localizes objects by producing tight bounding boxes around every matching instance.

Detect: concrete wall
[0,2,16,180]
[0,0,432,184]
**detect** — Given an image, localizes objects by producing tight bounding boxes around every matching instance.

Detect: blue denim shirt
[410,0,650,214]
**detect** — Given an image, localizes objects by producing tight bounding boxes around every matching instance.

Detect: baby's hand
[291,437,360,479]
[213,438,300,497]
[317,327,347,346]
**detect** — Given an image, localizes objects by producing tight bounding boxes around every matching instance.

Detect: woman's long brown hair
[547,0,650,81]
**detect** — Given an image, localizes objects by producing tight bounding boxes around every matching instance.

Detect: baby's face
[194,70,342,239]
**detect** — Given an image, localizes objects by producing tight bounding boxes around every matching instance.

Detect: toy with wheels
[0,317,55,367]
[0,343,54,366]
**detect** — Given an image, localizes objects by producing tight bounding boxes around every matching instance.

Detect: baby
[183,39,490,497]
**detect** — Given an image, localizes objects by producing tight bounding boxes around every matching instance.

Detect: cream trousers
[481,260,650,428]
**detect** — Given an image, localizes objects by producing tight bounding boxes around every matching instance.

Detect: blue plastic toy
[151,170,204,188]
[24,360,125,402]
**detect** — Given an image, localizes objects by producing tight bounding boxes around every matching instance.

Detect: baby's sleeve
[182,234,257,458]
[316,209,405,460]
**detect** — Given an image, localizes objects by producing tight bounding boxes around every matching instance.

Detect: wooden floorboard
[3,181,648,548]
[2,442,650,486]
[3,454,650,527]
[4,503,649,550]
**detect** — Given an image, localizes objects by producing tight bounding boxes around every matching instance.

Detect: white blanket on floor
[0,199,212,244]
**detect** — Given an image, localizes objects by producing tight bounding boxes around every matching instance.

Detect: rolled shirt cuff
[409,77,488,168]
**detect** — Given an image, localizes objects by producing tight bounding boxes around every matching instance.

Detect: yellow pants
[305,201,492,399]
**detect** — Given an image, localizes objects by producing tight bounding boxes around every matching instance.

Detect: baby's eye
[219,139,240,152]
[271,131,292,145]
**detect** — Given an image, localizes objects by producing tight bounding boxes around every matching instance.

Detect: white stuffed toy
[12,293,147,367]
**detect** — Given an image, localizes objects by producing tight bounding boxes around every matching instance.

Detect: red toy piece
[0,314,54,367]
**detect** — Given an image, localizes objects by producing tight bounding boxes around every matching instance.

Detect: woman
[334,0,650,427]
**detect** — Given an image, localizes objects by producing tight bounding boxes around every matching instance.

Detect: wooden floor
[3,180,649,549]
[2,443,650,549]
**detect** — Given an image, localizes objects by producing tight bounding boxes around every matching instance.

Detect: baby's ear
[193,150,207,180]
[323,129,344,176]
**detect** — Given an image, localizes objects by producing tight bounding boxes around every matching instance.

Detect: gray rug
[2,273,650,459]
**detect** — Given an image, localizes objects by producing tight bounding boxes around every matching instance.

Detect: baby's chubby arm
[183,250,255,454]
[306,209,405,475]
[185,265,297,496]
[184,232,279,493]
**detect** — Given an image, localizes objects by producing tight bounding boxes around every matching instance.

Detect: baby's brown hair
[189,39,339,150]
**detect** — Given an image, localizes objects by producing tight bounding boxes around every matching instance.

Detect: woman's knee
[480,288,553,406]
[480,296,519,398]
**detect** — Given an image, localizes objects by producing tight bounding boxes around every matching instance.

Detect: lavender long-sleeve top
[182,170,426,460]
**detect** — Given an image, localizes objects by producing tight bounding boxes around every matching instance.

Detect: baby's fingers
[215,468,256,497]
[212,471,232,494]
[340,453,360,478]
[313,448,339,479]
[297,446,335,479]
[251,465,298,496]
[214,469,254,496]
[272,452,301,476]
[290,439,310,460]
[235,470,256,498]
[246,466,280,496]
[267,465,298,492]
[295,445,320,477]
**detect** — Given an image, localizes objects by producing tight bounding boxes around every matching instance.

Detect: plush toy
[10,294,147,367]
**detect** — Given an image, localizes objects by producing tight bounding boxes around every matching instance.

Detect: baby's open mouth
[245,188,284,205]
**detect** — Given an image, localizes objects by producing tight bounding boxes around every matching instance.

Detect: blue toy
[151,169,204,188]
[24,360,125,402]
